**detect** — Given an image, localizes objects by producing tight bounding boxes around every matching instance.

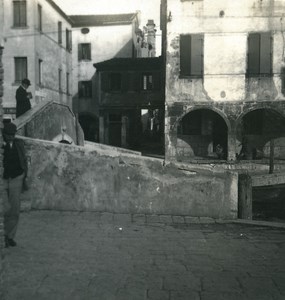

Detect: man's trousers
[3,173,24,239]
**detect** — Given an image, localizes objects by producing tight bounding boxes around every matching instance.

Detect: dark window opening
[58,22,62,44]
[14,57,27,83]
[180,34,204,77]
[78,81,92,98]
[58,69,62,92]
[38,4,42,31]
[66,29,72,52]
[109,73,122,91]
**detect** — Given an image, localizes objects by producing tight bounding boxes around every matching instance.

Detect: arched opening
[78,113,99,143]
[237,108,285,160]
[177,109,228,160]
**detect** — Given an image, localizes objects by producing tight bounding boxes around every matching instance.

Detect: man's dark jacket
[16,85,31,118]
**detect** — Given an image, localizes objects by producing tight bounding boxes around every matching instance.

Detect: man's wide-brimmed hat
[21,78,31,86]
[3,122,17,135]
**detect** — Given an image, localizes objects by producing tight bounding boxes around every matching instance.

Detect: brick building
[163,0,285,162]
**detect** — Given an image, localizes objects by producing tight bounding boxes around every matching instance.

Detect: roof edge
[45,0,73,24]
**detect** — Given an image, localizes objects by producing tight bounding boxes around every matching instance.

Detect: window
[38,59,43,85]
[13,1,27,27]
[38,4,42,31]
[109,73,122,91]
[66,29,72,52]
[58,22,62,44]
[58,69,62,92]
[142,73,153,90]
[78,81,92,97]
[247,32,272,77]
[78,43,91,61]
[14,57,27,83]
[66,72,70,95]
[180,34,204,77]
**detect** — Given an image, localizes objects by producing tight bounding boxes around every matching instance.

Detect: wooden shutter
[247,33,260,76]
[191,34,203,77]
[260,32,272,75]
[78,44,82,61]
[180,35,191,76]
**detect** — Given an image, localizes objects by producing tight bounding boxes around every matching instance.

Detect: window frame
[38,59,43,86]
[14,57,27,83]
[247,32,273,77]
[13,0,27,28]
[109,73,122,92]
[142,73,153,91]
[179,34,204,78]
[78,81,92,98]
[78,43,91,61]
[58,68,62,92]
[58,21,62,44]
[38,4,42,32]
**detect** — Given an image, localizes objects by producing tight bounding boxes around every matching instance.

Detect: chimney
[146,19,156,57]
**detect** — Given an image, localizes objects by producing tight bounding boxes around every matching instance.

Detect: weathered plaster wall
[14,101,84,146]
[165,0,285,161]
[22,137,238,219]
[72,23,135,116]
[2,0,72,110]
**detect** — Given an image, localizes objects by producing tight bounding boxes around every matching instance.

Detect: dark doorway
[78,114,99,142]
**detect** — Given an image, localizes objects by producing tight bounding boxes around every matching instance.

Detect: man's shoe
[7,238,17,247]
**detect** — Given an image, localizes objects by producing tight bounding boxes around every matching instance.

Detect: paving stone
[3,211,285,300]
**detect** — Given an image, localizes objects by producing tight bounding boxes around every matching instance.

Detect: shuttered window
[14,57,27,83]
[66,29,72,52]
[247,32,272,77]
[38,4,42,31]
[13,1,27,27]
[78,43,91,61]
[58,22,62,44]
[180,34,204,77]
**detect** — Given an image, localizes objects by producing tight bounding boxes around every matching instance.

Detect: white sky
[54,0,160,28]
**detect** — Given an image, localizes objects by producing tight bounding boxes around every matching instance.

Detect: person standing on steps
[2,122,29,247]
[16,78,32,118]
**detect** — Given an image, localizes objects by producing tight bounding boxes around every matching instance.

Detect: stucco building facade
[70,13,140,139]
[163,0,285,163]
[1,0,73,120]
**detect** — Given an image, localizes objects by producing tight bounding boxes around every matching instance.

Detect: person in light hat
[2,122,29,247]
[16,78,32,118]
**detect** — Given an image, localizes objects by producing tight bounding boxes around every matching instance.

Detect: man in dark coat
[16,78,32,118]
[2,122,29,247]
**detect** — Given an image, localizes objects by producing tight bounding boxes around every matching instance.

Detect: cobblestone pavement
[3,211,285,300]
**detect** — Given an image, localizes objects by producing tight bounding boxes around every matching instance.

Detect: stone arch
[176,107,230,160]
[78,112,99,142]
[176,105,232,132]
[236,107,285,159]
